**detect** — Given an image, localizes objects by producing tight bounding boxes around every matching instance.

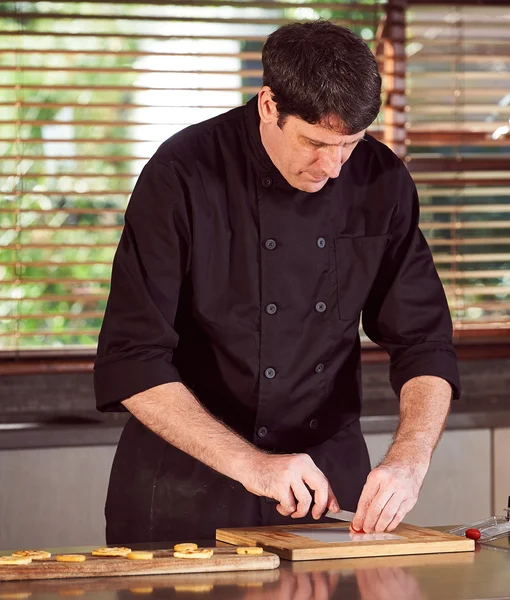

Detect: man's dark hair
[262,20,382,134]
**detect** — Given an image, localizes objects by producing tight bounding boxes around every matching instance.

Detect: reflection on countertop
[0,540,509,600]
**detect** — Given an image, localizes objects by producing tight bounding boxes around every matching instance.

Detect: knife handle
[263,485,317,507]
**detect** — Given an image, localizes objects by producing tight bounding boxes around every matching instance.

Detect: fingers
[352,475,380,533]
[354,465,421,533]
[313,482,339,519]
[269,453,337,520]
[301,463,336,519]
[386,498,416,531]
[289,479,313,519]
[327,485,340,513]
[276,487,297,517]
[361,488,394,533]
[372,493,402,533]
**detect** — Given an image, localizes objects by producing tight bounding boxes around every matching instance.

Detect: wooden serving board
[0,547,279,582]
[216,522,475,561]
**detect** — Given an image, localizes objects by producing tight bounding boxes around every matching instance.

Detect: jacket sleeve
[362,164,461,399]
[94,158,191,412]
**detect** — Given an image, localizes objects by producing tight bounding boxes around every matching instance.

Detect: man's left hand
[351,461,428,533]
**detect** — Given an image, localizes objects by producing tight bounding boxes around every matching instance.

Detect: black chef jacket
[94,96,460,545]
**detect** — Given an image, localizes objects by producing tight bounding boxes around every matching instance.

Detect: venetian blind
[0,0,386,354]
[405,3,510,338]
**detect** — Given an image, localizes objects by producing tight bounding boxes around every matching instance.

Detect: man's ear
[258,86,279,125]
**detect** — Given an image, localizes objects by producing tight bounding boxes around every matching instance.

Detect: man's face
[258,89,367,193]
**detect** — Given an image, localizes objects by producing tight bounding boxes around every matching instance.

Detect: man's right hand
[240,452,340,520]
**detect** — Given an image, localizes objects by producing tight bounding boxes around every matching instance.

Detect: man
[94,20,460,544]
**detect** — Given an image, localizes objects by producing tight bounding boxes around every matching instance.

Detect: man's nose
[318,147,343,179]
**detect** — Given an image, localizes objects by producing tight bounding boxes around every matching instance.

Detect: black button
[309,419,319,430]
[258,427,268,438]
[315,363,324,374]
[266,303,278,315]
[315,301,327,313]
[265,239,277,250]
[262,177,273,188]
[317,237,326,249]
[264,367,276,379]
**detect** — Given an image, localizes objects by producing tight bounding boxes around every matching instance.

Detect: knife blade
[265,496,357,523]
[325,509,356,522]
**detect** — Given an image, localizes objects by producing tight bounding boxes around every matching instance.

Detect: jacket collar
[244,94,279,174]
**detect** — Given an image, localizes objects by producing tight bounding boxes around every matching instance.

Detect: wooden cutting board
[0,547,279,581]
[216,522,475,561]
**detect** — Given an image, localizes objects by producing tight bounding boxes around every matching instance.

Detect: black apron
[105,416,371,545]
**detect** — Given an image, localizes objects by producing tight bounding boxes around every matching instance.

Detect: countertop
[2,394,510,450]
[1,538,510,599]
[3,358,510,450]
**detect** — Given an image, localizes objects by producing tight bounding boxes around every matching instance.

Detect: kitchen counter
[0,416,126,450]
[3,356,510,450]
[2,395,510,450]
[1,539,510,599]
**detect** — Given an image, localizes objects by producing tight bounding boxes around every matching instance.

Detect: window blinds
[405,3,510,337]
[1,0,386,354]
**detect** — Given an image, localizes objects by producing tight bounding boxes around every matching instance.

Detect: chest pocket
[334,235,389,321]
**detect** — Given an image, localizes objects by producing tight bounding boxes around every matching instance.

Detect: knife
[265,496,357,523]
[325,509,356,522]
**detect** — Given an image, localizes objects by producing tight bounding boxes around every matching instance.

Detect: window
[1,0,401,356]
[405,3,510,338]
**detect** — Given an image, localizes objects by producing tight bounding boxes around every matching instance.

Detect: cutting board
[216,522,475,561]
[0,547,279,581]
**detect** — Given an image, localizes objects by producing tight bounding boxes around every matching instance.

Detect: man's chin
[295,179,329,193]
[284,173,328,193]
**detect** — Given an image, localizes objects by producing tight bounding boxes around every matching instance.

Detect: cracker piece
[91,547,131,557]
[0,556,32,566]
[173,549,214,559]
[127,551,153,561]
[12,551,51,561]
[236,547,263,555]
[55,555,86,563]
[173,543,198,552]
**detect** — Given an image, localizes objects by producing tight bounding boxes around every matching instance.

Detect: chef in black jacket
[94,20,460,544]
